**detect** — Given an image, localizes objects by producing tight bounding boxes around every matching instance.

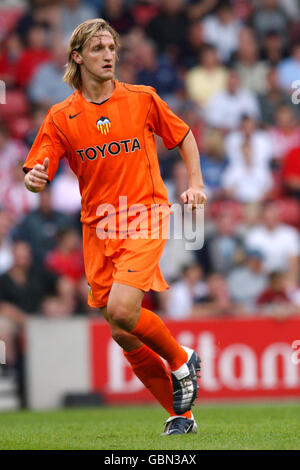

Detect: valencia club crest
[96,116,111,135]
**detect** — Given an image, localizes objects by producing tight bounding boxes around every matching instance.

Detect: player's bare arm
[177,130,207,209]
[24,157,49,193]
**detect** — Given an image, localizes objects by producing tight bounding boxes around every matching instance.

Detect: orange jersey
[23,81,190,228]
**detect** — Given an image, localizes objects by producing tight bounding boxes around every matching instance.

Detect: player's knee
[107,301,139,331]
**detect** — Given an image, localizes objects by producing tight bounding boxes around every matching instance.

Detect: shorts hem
[87,299,108,309]
[113,277,169,293]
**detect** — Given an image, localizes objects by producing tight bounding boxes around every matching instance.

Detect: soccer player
[23,19,207,435]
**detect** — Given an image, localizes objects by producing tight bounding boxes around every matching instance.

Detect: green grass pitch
[0,402,300,450]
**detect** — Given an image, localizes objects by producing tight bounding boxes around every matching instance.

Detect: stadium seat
[274,198,300,228]
[0,8,24,37]
[0,89,29,120]
[207,200,245,223]
[7,116,32,140]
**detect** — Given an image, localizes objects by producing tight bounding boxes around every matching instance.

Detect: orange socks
[130,308,188,371]
[123,344,191,419]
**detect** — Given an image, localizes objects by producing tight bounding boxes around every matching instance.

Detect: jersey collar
[77,80,121,108]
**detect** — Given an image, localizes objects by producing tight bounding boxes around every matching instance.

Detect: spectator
[45,228,84,283]
[130,1,161,28]
[15,1,60,45]
[166,263,207,319]
[201,210,244,276]
[28,41,71,106]
[202,2,242,63]
[196,273,244,317]
[0,124,28,201]
[167,159,190,205]
[187,0,222,22]
[60,0,98,44]
[13,186,73,265]
[235,27,269,94]
[101,0,135,36]
[0,33,23,88]
[227,249,268,313]
[0,240,58,316]
[225,115,273,167]
[179,20,205,70]
[204,69,260,130]
[258,68,296,125]
[41,294,73,318]
[278,0,300,21]
[277,42,300,91]
[1,160,39,222]
[116,61,137,85]
[15,23,51,88]
[282,147,300,199]
[0,208,13,275]
[245,201,300,287]
[0,239,73,371]
[260,30,288,66]
[156,136,180,182]
[24,104,49,148]
[256,271,299,318]
[146,0,188,58]
[160,161,197,282]
[136,39,182,99]
[222,138,273,203]
[50,165,81,215]
[268,105,300,163]
[251,0,289,43]
[200,128,228,200]
[179,101,205,150]
[185,43,228,106]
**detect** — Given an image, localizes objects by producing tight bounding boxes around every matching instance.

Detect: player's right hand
[24,157,49,193]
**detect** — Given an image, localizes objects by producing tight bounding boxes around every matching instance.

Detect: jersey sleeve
[23,110,67,182]
[149,91,190,150]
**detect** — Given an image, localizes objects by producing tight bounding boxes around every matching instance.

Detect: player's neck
[81,78,115,104]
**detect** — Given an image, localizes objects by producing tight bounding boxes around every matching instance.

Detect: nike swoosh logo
[128,269,139,273]
[69,112,82,119]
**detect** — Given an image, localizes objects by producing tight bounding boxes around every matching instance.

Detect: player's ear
[72,50,83,65]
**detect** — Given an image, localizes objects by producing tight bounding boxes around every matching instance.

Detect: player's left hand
[180,187,207,211]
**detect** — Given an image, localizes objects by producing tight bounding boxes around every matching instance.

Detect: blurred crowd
[1,0,300,369]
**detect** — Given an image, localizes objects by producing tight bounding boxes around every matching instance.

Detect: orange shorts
[82,223,169,308]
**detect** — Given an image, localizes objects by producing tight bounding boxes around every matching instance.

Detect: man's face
[13,242,32,270]
[227,72,239,94]
[73,31,117,83]
[263,205,280,229]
